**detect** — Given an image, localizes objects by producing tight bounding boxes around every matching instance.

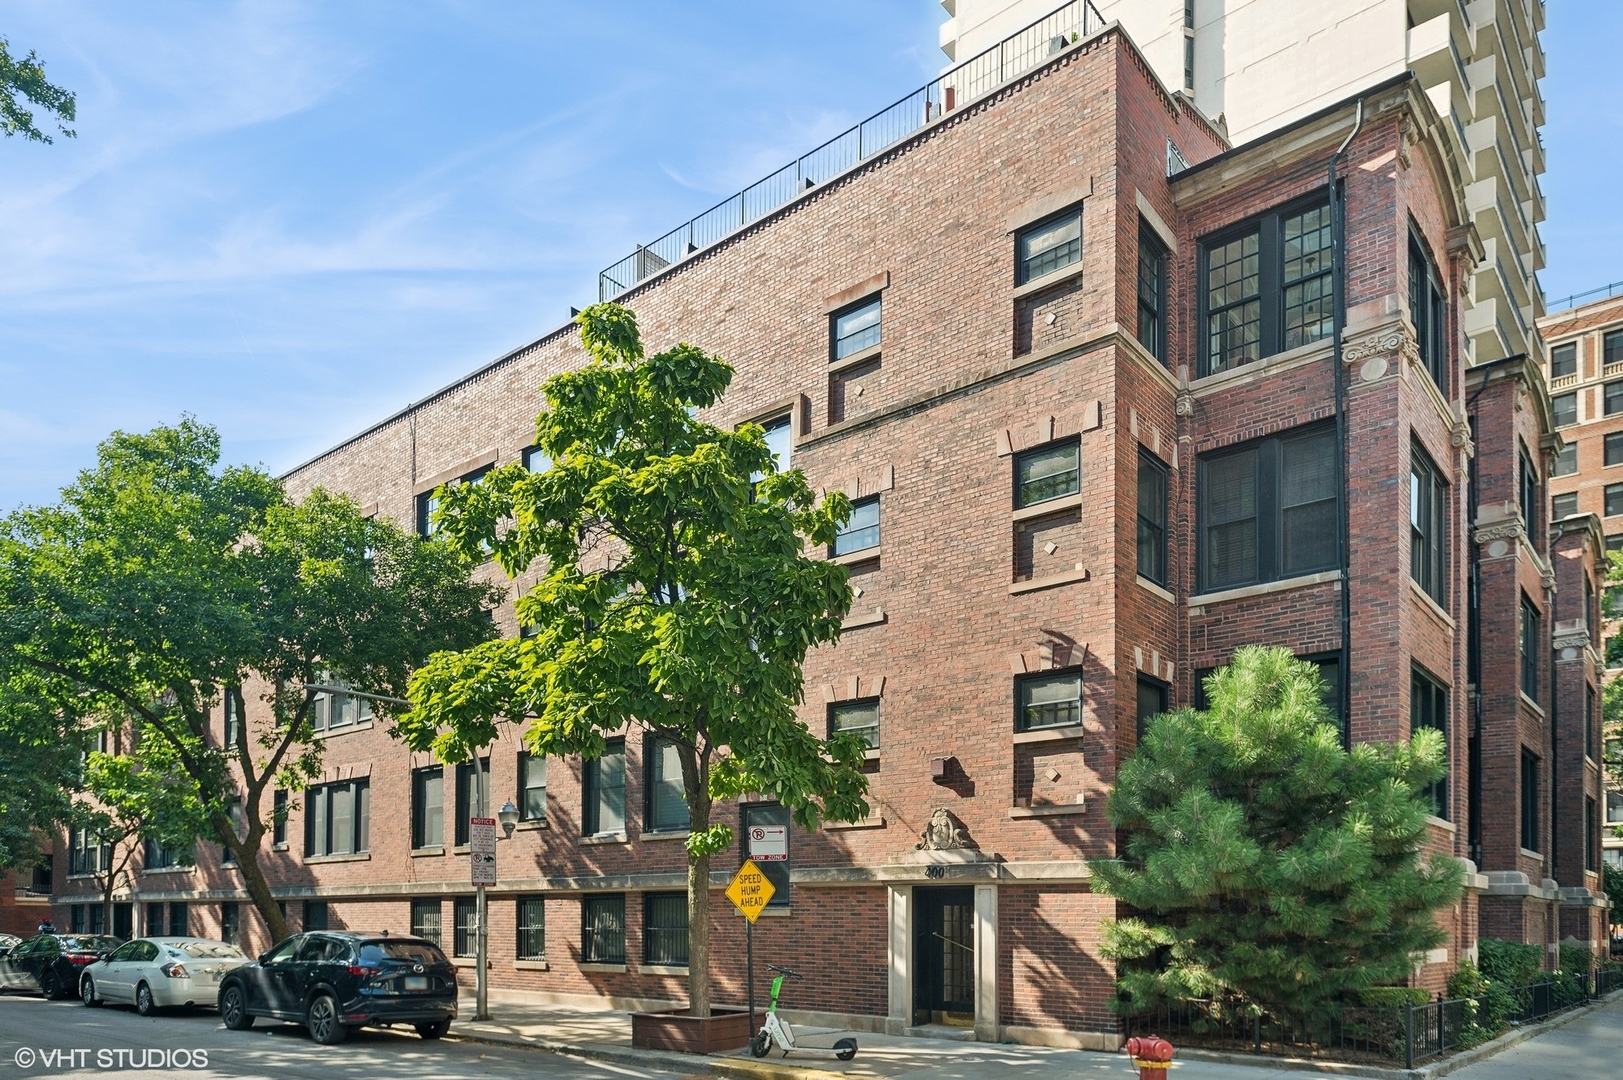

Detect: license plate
[404,976,428,991]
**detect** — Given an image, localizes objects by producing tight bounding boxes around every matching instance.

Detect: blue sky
[0,1,1614,511]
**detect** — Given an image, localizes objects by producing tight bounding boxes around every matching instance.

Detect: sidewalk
[445,993,1623,1080]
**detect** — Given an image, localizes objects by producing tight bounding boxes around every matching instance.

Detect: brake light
[65,954,98,966]
[159,962,189,978]
[346,965,379,977]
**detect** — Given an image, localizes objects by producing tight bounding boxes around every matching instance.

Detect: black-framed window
[1135,676,1167,742]
[1016,207,1082,285]
[643,892,689,966]
[272,789,287,846]
[645,737,687,832]
[581,894,625,964]
[416,464,493,538]
[410,898,442,945]
[831,497,879,556]
[1015,439,1080,508]
[1408,234,1447,391]
[741,802,791,907]
[516,897,545,960]
[1607,434,1623,469]
[761,415,792,476]
[304,779,369,857]
[1198,424,1337,591]
[582,738,625,836]
[305,900,328,931]
[67,827,108,876]
[1016,670,1082,731]
[522,444,551,473]
[1137,220,1168,361]
[1608,382,1623,416]
[220,903,239,946]
[145,902,163,936]
[1607,484,1623,518]
[1550,342,1577,379]
[312,678,372,733]
[221,798,243,866]
[1519,593,1539,700]
[829,699,880,749]
[1552,392,1577,427]
[518,752,547,821]
[1411,665,1449,819]
[1137,450,1169,586]
[411,766,444,849]
[1200,197,1331,376]
[1518,443,1539,533]
[1605,329,1623,367]
[1411,444,1447,602]
[831,295,881,360]
[1304,652,1344,731]
[454,757,489,846]
[1586,682,1597,760]
[1585,796,1598,871]
[1552,492,1578,519]
[1520,749,1540,852]
[453,896,477,958]
[1553,442,1578,475]
[168,902,188,937]
[144,836,183,871]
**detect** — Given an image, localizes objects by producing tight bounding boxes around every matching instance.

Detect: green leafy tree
[403,304,867,1017]
[1603,865,1622,935]
[0,670,85,870]
[0,419,501,942]
[1,36,74,142]
[1090,646,1464,1020]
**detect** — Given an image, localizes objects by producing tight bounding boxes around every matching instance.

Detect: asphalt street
[0,990,687,1080]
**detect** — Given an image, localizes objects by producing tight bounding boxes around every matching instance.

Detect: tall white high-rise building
[939,0,1547,364]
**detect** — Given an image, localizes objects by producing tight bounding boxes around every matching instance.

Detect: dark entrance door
[112,902,133,941]
[913,886,974,1026]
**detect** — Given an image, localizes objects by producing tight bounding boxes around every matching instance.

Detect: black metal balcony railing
[1548,278,1623,313]
[598,0,1107,301]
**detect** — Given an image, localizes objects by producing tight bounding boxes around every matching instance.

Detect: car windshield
[173,941,246,959]
[60,936,119,952]
[359,941,447,965]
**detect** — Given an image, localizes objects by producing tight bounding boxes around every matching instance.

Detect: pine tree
[1090,646,1464,1020]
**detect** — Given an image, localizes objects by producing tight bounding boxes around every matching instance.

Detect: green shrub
[1558,944,1595,976]
[1449,957,1520,1044]
[1478,939,1541,988]
[1357,986,1432,1007]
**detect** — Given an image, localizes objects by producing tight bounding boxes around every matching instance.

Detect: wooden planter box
[631,1006,753,1053]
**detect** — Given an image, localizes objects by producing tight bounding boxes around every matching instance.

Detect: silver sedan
[79,937,250,1015]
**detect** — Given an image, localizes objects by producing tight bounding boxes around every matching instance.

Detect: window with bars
[829,699,880,749]
[581,894,625,964]
[411,898,442,945]
[1198,425,1338,591]
[305,780,369,857]
[518,752,547,821]
[1411,666,1449,819]
[1519,594,1539,701]
[1552,392,1577,427]
[1016,671,1082,731]
[1550,342,1577,379]
[412,766,444,849]
[1137,450,1169,586]
[453,896,478,958]
[582,739,625,835]
[645,737,687,832]
[831,497,880,556]
[1015,440,1080,508]
[1411,444,1447,602]
[643,892,689,967]
[1137,221,1168,361]
[517,897,545,960]
[1408,235,1447,391]
[1200,199,1332,376]
[831,295,881,360]
[1016,208,1082,285]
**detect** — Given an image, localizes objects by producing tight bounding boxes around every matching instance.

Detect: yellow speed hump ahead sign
[725,859,776,923]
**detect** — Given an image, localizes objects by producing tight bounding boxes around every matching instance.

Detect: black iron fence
[1594,966,1623,998]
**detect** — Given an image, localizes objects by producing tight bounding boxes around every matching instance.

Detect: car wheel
[219,986,253,1030]
[415,1020,450,1040]
[751,1029,772,1058]
[80,977,101,1007]
[306,993,346,1045]
[135,982,156,1017]
[39,971,61,999]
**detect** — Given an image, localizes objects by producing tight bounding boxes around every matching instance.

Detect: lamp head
[497,799,520,838]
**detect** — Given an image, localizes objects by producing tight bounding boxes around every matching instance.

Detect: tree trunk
[221,822,289,944]
[686,785,713,1018]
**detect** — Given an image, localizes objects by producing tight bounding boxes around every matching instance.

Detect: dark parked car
[217,932,456,1044]
[0,934,123,998]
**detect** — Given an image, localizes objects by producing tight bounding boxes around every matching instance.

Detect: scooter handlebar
[766,964,804,979]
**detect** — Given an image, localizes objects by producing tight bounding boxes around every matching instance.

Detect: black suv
[0,934,122,999]
[218,932,456,1044]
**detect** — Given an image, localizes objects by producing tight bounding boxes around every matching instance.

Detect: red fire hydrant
[1125,1034,1175,1080]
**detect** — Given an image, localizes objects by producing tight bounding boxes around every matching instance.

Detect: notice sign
[747,824,788,862]
[725,859,776,923]
[469,817,497,886]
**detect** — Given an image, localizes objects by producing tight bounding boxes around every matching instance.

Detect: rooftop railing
[1548,279,1623,314]
[598,0,1107,301]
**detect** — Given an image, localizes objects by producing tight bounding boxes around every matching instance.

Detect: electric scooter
[750,965,858,1061]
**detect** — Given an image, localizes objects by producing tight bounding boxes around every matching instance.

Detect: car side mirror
[257,952,270,964]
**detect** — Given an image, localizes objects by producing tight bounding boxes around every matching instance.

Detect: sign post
[725,859,776,1034]
[470,812,496,1020]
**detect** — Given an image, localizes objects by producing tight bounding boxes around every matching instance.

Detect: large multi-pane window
[1016,671,1082,731]
[67,828,108,876]
[1411,666,1449,819]
[1198,425,1338,591]
[1411,445,1447,602]
[1552,492,1578,519]
[1137,450,1169,586]
[645,738,687,832]
[582,739,626,836]
[410,898,442,945]
[1550,342,1577,379]
[581,894,625,964]
[831,497,880,557]
[1016,208,1082,285]
[453,896,478,958]
[518,752,547,822]
[411,766,445,849]
[1519,594,1540,701]
[1408,235,1447,391]
[311,677,372,734]
[1552,392,1577,427]
[829,699,880,749]
[1136,221,1168,361]
[1201,199,1332,376]
[305,779,369,857]
[1015,440,1080,508]
[454,757,489,846]
[643,892,689,967]
[516,897,545,960]
[416,463,493,538]
[1520,750,1540,853]
[831,295,881,360]
[1553,441,1578,476]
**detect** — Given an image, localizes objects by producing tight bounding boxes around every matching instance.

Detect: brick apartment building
[50,7,1609,1047]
